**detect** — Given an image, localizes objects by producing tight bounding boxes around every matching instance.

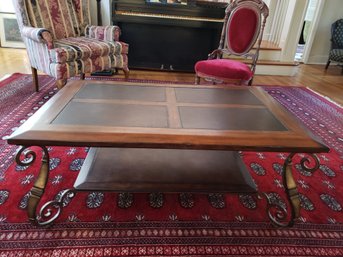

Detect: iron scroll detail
[263,192,289,227]
[299,153,320,173]
[15,146,50,225]
[15,146,39,166]
[15,146,77,226]
[263,153,320,227]
[37,189,76,226]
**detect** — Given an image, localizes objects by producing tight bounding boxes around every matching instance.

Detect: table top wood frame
[7,80,329,153]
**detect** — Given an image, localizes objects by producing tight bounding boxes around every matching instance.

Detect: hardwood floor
[0,47,342,105]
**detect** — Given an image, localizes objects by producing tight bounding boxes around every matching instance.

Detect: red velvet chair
[195,0,269,85]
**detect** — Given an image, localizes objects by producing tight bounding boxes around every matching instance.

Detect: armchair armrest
[21,26,54,49]
[85,25,121,42]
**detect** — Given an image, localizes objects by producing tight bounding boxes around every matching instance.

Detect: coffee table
[7,80,329,226]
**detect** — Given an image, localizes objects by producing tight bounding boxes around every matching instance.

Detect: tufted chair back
[13,0,91,39]
[331,19,343,49]
[325,19,343,74]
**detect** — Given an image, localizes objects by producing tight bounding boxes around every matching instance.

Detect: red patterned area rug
[0,73,343,256]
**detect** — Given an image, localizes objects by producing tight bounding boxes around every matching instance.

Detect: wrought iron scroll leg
[27,147,50,225]
[282,153,299,227]
[37,188,76,226]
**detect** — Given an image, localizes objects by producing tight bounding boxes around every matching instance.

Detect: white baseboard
[307,55,329,64]
[255,65,298,76]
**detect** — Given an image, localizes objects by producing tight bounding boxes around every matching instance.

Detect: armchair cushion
[50,37,128,63]
[195,59,253,81]
[49,54,127,80]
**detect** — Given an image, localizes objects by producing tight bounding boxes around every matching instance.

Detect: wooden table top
[7,80,329,153]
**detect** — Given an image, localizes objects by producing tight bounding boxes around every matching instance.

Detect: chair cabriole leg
[31,67,39,92]
[123,67,130,80]
[325,60,331,70]
[195,76,200,85]
[56,79,67,90]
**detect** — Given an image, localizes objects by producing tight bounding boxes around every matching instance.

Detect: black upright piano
[112,0,226,72]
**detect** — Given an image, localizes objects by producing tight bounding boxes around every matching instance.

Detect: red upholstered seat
[194,0,269,86]
[195,59,253,81]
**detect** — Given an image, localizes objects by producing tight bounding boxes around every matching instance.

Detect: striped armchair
[13,0,129,91]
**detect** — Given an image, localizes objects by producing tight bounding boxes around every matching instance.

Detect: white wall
[0,1,15,13]
[90,0,97,25]
[101,0,112,25]
[307,0,343,64]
